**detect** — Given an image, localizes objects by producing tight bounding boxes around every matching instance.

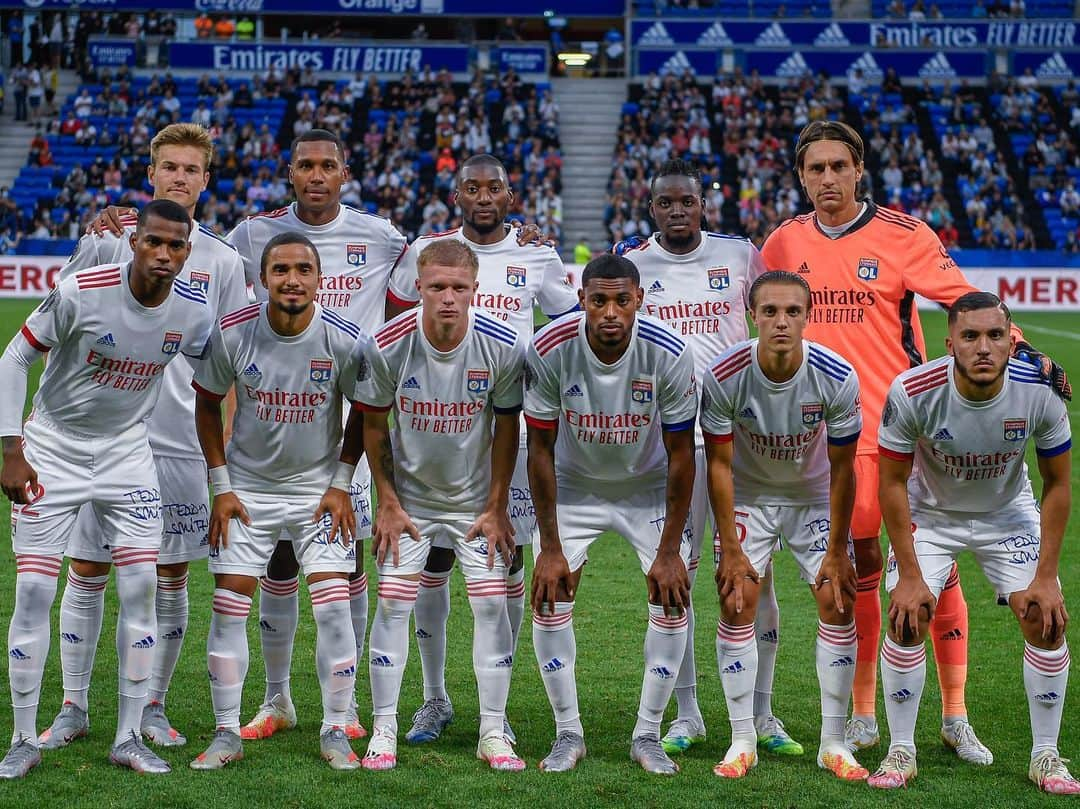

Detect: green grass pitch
[0,297,1076,808]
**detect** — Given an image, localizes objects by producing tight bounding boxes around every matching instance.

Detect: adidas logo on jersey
[415,627,432,639]
[933,428,954,441]
[96,333,116,347]
[131,635,156,649]
[797,261,811,274]
[649,666,675,680]
[1036,52,1072,80]
[495,655,514,668]
[939,628,964,641]
[371,655,393,667]
[721,660,746,675]
[848,52,884,83]
[242,362,261,378]
[755,22,791,46]
[775,52,810,79]
[696,21,733,47]
[333,664,357,678]
[162,627,184,641]
[61,632,84,644]
[919,52,956,80]
[1035,691,1061,703]
[258,620,277,633]
[649,279,665,294]
[739,407,755,419]
[402,376,421,390]
[830,656,855,667]
[660,50,693,76]
[759,628,778,644]
[638,21,674,46]
[8,648,29,660]
[542,657,565,673]
[889,688,914,703]
[564,384,584,397]
[814,23,850,47]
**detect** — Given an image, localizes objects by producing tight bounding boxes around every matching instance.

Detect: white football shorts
[377,511,508,581]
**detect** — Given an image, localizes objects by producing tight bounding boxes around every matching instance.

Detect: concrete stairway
[552,76,627,256]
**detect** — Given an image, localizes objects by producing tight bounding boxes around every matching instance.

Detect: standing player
[525,254,697,774]
[385,154,578,745]
[224,129,408,741]
[0,200,212,778]
[355,240,526,772]
[762,120,1069,758]
[701,271,866,781]
[189,232,368,771]
[38,123,248,752]
[614,158,781,757]
[870,292,1076,794]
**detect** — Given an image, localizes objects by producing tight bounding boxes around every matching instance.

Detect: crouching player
[701,271,867,781]
[355,240,526,772]
[189,232,368,771]
[870,292,1077,794]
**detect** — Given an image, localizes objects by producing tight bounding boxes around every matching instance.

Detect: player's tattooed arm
[1018,449,1072,644]
[650,428,693,615]
[0,435,38,505]
[707,437,757,616]
[363,409,418,567]
[467,412,519,569]
[527,422,573,613]
[816,441,858,616]
[879,452,934,642]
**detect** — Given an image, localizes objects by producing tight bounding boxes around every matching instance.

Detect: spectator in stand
[236,16,254,40]
[937,219,959,249]
[214,15,235,38]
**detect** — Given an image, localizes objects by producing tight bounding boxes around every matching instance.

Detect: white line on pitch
[1016,323,1080,342]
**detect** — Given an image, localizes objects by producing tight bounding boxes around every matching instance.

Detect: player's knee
[71,558,111,578]
[509,547,525,575]
[719,592,758,623]
[266,541,300,580]
[423,546,456,574]
[853,540,883,575]
[467,586,506,621]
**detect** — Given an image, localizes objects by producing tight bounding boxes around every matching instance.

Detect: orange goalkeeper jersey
[762,202,987,456]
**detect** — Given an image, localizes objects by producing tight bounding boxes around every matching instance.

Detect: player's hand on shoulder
[88,205,138,238]
[1018,576,1069,644]
[887,573,935,642]
[716,548,757,614]
[514,221,557,250]
[466,509,516,569]
[209,491,250,550]
[0,443,39,505]
[314,487,356,547]
[1014,341,1072,401]
[531,549,573,614]
[648,549,690,616]
[371,502,419,568]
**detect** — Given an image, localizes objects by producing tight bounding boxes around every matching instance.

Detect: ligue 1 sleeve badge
[310,358,333,383]
[346,243,367,267]
[161,331,182,355]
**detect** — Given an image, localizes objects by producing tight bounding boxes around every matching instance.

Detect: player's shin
[58,569,107,712]
[369,577,419,735]
[672,560,703,723]
[853,569,883,719]
[816,620,858,746]
[879,635,926,753]
[931,565,969,721]
[9,555,61,743]
[113,554,158,745]
[506,565,527,658]
[207,589,252,734]
[1023,641,1070,756]
[636,604,688,740]
[258,575,299,707]
[466,578,511,738]
[310,579,355,733]
[349,572,369,665]
[753,566,780,722]
[717,620,758,750]
[150,573,189,706]
[414,570,451,701]
[533,602,582,736]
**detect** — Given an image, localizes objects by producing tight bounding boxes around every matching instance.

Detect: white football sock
[635,603,688,740]
[672,562,703,724]
[58,569,107,712]
[879,635,926,752]
[149,573,188,706]
[259,576,298,706]
[816,620,858,744]
[112,551,158,745]
[1024,641,1070,756]
[310,579,355,734]
[506,566,526,661]
[718,620,758,746]
[533,601,582,737]
[369,577,418,736]
[466,577,511,738]
[349,572,369,664]
[207,589,252,735]
[414,570,451,701]
[753,565,780,721]
[9,555,61,744]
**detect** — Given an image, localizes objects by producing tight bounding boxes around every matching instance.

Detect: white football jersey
[14,264,212,438]
[387,226,579,338]
[878,356,1072,517]
[524,311,698,495]
[227,202,407,337]
[193,302,367,497]
[617,232,766,379]
[355,308,525,518]
[700,339,862,506]
[61,217,248,460]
